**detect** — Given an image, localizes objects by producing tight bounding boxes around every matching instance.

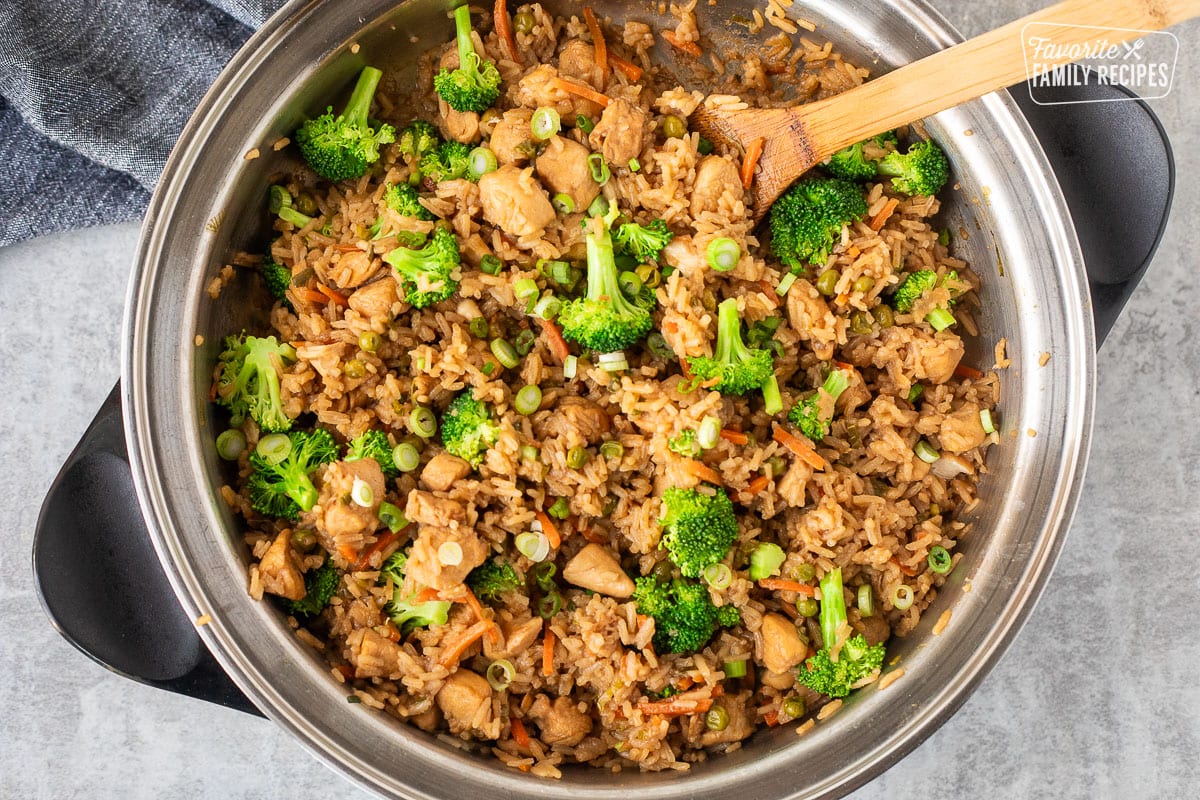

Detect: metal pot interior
[124,1,1094,798]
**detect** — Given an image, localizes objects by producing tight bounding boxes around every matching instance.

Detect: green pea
[852,276,876,293]
[850,311,873,335]
[873,305,895,328]
[294,193,318,216]
[513,10,536,34]
[651,559,674,582]
[704,705,730,731]
[567,446,590,469]
[816,269,839,296]
[661,114,687,139]
[782,696,806,719]
[796,597,819,617]
[793,562,816,583]
[290,529,316,551]
[358,331,382,353]
[344,359,366,379]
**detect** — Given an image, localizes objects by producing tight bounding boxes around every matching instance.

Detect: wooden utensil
[690,0,1200,217]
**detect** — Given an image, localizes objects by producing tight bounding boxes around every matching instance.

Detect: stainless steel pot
[34,0,1175,798]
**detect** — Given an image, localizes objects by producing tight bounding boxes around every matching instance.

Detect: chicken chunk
[404,489,468,528]
[588,98,647,166]
[346,627,423,680]
[404,525,489,591]
[534,135,600,212]
[322,249,380,290]
[562,543,635,598]
[689,155,742,218]
[760,613,808,674]
[478,164,556,241]
[317,458,386,546]
[532,396,610,445]
[516,64,602,120]
[435,47,483,144]
[558,40,605,89]
[528,694,593,746]
[695,693,753,747]
[257,529,306,601]
[420,453,473,493]
[499,615,544,656]
[436,669,496,738]
[348,276,399,319]
[874,327,964,385]
[488,107,535,166]
[939,402,987,453]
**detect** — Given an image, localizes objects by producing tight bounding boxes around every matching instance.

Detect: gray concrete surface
[2,2,1197,798]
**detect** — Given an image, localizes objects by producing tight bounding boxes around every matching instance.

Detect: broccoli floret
[380,550,407,585]
[467,558,522,603]
[345,429,398,477]
[377,548,453,632]
[613,219,674,263]
[889,270,938,313]
[824,131,898,181]
[295,66,396,182]
[876,139,950,197]
[687,298,775,396]
[398,119,441,161]
[286,560,341,618]
[216,334,297,433]
[668,429,700,458]
[796,567,886,698]
[632,577,739,654]
[418,140,472,183]
[747,542,786,580]
[788,367,851,442]
[769,177,868,270]
[384,227,461,308]
[260,254,293,310]
[246,428,338,520]
[659,487,738,578]
[433,5,502,113]
[384,182,435,221]
[440,392,500,467]
[557,227,653,353]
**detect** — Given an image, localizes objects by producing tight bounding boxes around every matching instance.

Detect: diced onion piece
[515,531,550,562]
[350,477,375,508]
[563,355,578,379]
[914,440,940,464]
[930,453,973,479]
[255,433,292,465]
[698,416,721,449]
[437,541,463,566]
[892,584,915,610]
[702,562,733,590]
[530,107,561,140]
[486,659,516,691]
[979,408,996,434]
[392,442,420,473]
[216,429,247,461]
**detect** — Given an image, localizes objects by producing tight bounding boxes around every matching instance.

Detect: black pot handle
[32,81,1174,712]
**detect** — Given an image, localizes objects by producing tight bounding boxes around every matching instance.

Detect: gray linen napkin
[0,0,288,247]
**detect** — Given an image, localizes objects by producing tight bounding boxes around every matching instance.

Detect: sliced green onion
[635,263,660,288]
[706,237,740,272]
[256,433,292,465]
[467,146,498,180]
[938,228,951,246]
[697,136,714,155]
[481,360,497,376]
[486,659,516,691]
[480,254,503,275]
[520,444,541,462]
[858,584,875,617]
[514,328,536,356]
[586,194,610,217]
[979,409,996,434]
[927,545,953,574]
[628,157,641,172]
[588,153,610,185]
[576,114,595,133]
[216,429,247,461]
[702,563,733,590]
[378,501,407,533]
[618,270,643,297]
[538,590,563,618]
[278,206,313,227]
[491,338,520,369]
[892,584,915,610]
[550,260,576,288]
[926,307,956,332]
[350,477,375,507]
[566,446,590,469]
[722,659,747,679]
[914,440,940,464]
[468,316,490,339]
[704,705,730,731]
[597,352,629,372]
[531,107,561,140]
[563,355,578,379]
[761,375,783,416]
[599,440,624,460]
[532,561,557,591]
[776,272,798,296]
[748,542,785,580]
[547,497,570,519]
[268,184,292,214]
[908,384,925,403]
[408,406,437,438]
[392,442,420,473]
[551,192,575,214]
[531,294,562,320]
[514,384,543,415]
[514,277,539,301]
[796,597,819,617]
[516,530,551,562]
[698,417,721,450]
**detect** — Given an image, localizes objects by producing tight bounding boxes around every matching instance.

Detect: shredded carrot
[741,475,770,498]
[580,522,607,544]
[699,376,722,389]
[355,530,404,571]
[660,29,702,57]
[337,544,358,563]
[833,360,855,371]
[637,696,713,718]
[678,356,693,380]
[772,425,828,471]
[537,317,571,363]
[764,708,780,727]
[609,52,643,82]
[535,510,562,549]
[891,556,917,577]
[385,625,401,642]
[758,578,817,596]
[316,283,348,306]
[868,197,900,231]
[677,677,695,691]
[550,76,610,108]
[208,379,219,403]
[954,363,985,380]
[542,626,556,676]
[684,459,724,486]
[741,136,766,190]
[709,683,725,699]
[462,585,501,643]
[510,716,531,748]
[582,8,608,83]
[438,620,493,667]
[297,287,329,305]
[719,429,749,445]
[494,0,519,62]
[415,587,442,603]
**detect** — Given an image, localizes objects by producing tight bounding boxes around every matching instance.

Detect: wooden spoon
[690,0,1200,217]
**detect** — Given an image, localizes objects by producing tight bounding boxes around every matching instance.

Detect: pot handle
[32,84,1172,713]
[32,383,262,716]
[1011,79,1174,345]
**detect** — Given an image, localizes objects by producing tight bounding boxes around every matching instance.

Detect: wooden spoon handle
[800,0,1200,158]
